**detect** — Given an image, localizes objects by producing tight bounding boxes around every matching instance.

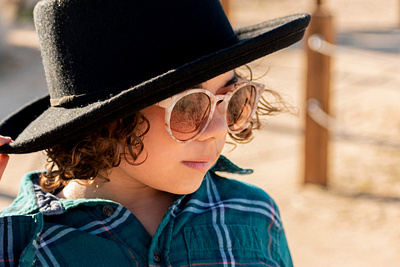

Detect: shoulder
[186,171,283,229]
[207,155,277,209]
[208,171,280,210]
[0,171,42,216]
[206,172,292,265]
[177,172,292,266]
[0,172,45,266]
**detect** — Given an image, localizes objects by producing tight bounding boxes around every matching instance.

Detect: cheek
[139,106,183,159]
[141,106,168,140]
[128,106,226,194]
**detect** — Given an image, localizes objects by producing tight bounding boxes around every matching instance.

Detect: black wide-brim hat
[0,0,310,154]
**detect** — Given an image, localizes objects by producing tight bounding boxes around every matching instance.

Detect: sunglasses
[157,81,265,143]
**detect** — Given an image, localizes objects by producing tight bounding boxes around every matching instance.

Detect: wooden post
[304,0,335,186]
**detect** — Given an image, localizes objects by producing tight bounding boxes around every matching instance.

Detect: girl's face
[113,71,237,195]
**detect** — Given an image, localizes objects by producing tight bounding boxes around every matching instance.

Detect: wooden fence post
[304,0,335,186]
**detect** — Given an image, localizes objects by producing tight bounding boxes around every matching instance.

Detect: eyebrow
[224,73,239,88]
[189,73,238,89]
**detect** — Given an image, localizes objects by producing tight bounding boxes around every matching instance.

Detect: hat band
[50,94,88,107]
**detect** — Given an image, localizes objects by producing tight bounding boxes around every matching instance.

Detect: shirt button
[102,205,115,217]
[153,251,161,263]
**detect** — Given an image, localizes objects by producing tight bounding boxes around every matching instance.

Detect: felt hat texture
[0,0,310,154]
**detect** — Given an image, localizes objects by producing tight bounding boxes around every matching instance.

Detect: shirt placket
[148,197,183,267]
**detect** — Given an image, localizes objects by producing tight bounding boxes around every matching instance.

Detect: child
[0,0,310,266]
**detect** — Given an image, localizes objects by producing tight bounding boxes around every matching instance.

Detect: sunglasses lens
[170,92,211,141]
[227,85,257,131]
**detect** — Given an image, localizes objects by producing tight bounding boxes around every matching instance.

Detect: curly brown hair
[229,66,289,143]
[228,88,287,143]
[40,113,149,192]
[41,69,289,192]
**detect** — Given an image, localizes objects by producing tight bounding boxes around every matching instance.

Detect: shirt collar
[210,155,253,175]
[17,155,251,216]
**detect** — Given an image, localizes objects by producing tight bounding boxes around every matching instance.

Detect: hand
[0,136,12,180]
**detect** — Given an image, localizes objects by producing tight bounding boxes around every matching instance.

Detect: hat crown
[34,0,237,106]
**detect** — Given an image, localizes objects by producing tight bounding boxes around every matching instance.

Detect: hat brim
[0,13,310,154]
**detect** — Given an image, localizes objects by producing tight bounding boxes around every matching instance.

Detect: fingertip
[0,153,10,160]
[0,154,10,179]
[0,136,13,145]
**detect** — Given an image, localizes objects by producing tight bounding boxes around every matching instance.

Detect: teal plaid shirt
[0,156,293,266]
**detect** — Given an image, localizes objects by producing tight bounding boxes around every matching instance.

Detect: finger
[0,154,10,180]
[0,135,13,146]
[0,136,12,181]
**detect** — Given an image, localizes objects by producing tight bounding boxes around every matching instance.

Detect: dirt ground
[1,0,400,266]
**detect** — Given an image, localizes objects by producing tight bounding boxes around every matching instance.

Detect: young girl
[0,0,310,266]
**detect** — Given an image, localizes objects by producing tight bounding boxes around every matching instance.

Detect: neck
[58,174,176,237]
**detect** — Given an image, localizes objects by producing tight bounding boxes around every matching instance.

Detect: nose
[196,102,228,142]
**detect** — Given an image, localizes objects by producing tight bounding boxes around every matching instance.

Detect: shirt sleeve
[270,226,294,267]
[0,214,43,267]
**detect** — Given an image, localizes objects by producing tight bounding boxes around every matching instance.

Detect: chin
[162,167,209,195]
[169,179,205,195]
[170,185,201,195]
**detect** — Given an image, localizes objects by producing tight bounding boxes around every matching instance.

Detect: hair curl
[40,113,149,192]
[41,67,290,192]
[229,67,290,143]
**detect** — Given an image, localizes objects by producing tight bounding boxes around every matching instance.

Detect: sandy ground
[1,0,400,266]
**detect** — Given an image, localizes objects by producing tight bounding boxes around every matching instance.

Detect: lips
[182,159,213,171]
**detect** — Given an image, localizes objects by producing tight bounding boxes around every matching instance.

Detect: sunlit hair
[41,66,289,192]
[40,113,149,192]
[230,66,290,143]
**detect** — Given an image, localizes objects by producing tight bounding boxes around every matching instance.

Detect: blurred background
[1,0,399,266]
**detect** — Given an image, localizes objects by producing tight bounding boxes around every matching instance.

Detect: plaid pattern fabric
[0,157,292,267]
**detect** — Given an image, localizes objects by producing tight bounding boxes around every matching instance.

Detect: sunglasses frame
[157,81,265,143]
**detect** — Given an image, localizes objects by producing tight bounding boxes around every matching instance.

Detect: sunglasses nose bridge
[211,94,231,130]
[213,94,230,108]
